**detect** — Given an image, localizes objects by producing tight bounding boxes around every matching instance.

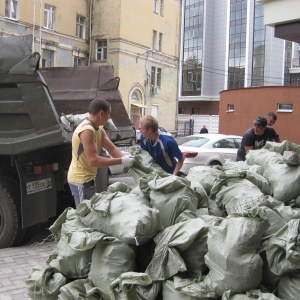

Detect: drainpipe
[88,0,93,66]
[32,0,35,52]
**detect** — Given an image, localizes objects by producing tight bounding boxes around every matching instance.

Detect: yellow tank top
[67,119,105,184]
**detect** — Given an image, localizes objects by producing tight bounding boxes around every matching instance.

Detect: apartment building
[0,0,181,131]
[0,0,89,66]
[90,0,181,130]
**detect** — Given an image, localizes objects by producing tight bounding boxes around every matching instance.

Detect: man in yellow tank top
[68,98,134,207]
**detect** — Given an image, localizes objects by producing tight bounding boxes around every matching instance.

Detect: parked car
[136,126,172,143]
[177,133,242,174]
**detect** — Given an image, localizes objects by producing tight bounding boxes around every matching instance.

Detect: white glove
[121,155,135,167]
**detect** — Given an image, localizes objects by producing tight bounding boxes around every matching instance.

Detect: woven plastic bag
[77,191,160,246]
[200,207,270,297]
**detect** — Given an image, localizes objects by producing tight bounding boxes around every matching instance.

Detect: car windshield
[177,136,210,147]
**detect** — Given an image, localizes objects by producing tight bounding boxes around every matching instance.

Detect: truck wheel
[0,178,24,248]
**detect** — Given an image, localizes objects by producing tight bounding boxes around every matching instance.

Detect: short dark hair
[89,99,111,115]
[267,111,277,121]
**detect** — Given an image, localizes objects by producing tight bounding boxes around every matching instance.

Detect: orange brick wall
[219,86,300,144]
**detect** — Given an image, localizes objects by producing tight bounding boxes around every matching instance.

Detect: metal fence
[176,119,194,137]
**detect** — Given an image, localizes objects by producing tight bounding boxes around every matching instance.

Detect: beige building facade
[90,0,181,130]
[0,0,181,131]
[0,0,89,66]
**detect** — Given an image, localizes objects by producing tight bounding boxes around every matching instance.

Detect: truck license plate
[26,178,52,194]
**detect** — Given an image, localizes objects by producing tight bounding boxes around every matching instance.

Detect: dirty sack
[108,272,152,300]
[264,219,300,276]
[76,191,160,246]
[198,207,270,297]
[277,271,300,300]
[245,145,300,202]
[26,264,66,300]
[186,165,223,196]
[58,279,103,299]
[162,276,216,300]
[140,173,199,230]
[210,174,265,215]
[88,239,136,300]
[221,289,282,300]
[47,208,109,278]
[145,218,208,281]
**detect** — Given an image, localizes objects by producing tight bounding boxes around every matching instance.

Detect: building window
[154,0,158,13]
[181,0,204,96]
[74,57,86,66]
[277,103,293,112]
[156,68,161,87]
[228,0,247,89]
[150,66,162,95]
[131,92,139,101]
[76,15,86,39]
[160,0,164,16]
[5,0,19,20]
[192,108,200,115]
[227,104,234,112]
[159,33,163,51]
[44,4,55,30]
[96,40,107,61]
[252,2,265,87]
[152,30,157,50]
[179,108,186,114]
[42,49,54,67]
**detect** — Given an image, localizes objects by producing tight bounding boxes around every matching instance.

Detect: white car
[136,126,172,143]
[177,133,242,174]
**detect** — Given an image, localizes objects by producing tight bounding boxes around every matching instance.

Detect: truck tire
[0,177,25,248]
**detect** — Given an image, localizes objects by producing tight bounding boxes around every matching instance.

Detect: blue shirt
[140,134,183,174]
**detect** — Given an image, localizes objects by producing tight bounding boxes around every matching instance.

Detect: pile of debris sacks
[26,141,300,300]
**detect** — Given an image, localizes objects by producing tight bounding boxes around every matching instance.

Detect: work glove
[121,155,135,167]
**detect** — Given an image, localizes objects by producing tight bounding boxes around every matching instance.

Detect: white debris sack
[200,207,270,297]
[76,191,160,246]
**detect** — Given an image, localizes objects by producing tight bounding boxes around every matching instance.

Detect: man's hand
[121,155,135,167]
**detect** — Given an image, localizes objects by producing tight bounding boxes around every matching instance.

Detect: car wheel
[209,160,222,166]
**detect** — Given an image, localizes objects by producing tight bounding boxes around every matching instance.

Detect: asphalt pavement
[0,174,137,300]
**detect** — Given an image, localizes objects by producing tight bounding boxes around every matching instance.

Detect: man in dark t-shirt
[237,116,280,161]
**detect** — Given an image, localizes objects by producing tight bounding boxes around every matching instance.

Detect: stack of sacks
[26,143,300,299]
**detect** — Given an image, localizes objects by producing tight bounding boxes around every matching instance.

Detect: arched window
[131,92,139,101]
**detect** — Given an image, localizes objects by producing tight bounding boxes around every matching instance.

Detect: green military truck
[0,35,135,248]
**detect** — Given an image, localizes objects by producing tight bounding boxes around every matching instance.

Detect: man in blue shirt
[139,116,184,175]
